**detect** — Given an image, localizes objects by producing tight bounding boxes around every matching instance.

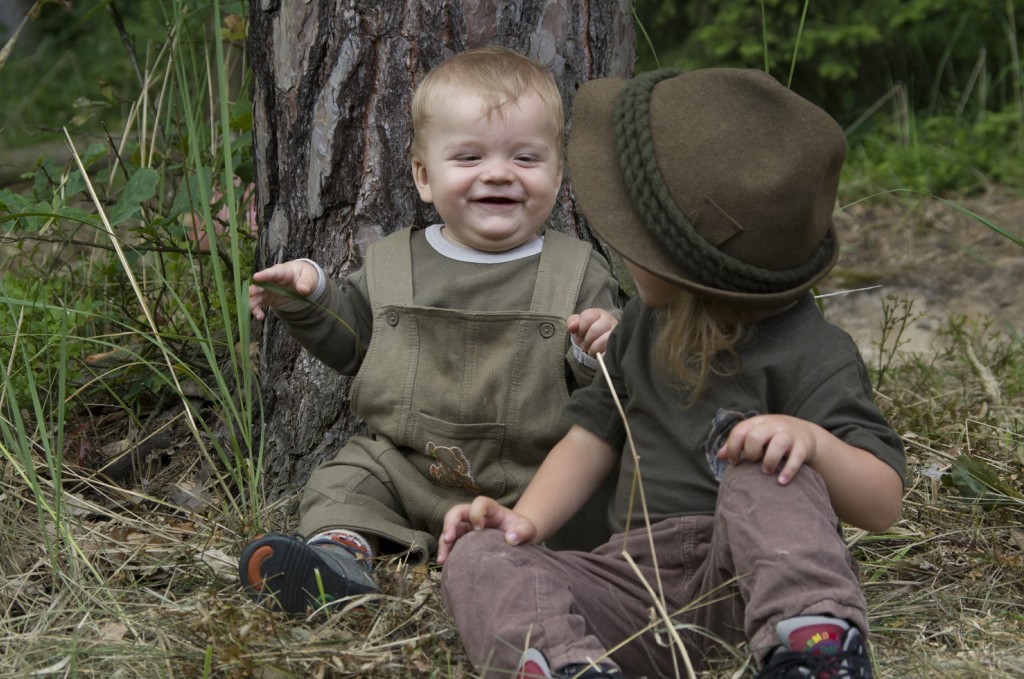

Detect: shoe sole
[238,533,374,614]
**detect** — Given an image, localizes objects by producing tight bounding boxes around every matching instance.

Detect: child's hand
[249,260,319,320]
[568,308,619,357]
[717,414,820,485]
[437,496,537,564]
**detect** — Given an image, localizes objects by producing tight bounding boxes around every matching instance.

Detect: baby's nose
[481,160,514,182]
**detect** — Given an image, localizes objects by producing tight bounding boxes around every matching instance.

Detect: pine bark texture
[248,0,635,500]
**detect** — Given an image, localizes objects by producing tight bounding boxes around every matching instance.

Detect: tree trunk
[247,0,635,501]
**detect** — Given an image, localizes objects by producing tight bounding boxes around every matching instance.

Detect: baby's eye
[453,154,481,163]
[515,154,540,164]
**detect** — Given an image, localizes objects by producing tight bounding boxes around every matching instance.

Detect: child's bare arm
[568,308,619,357]
[438,497,532,564]
[510,425,619,541]
[249,260,320,320]
[717,414,903,532]
[437,425,618,563]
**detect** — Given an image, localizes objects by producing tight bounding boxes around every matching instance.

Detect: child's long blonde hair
[655,291,749,405]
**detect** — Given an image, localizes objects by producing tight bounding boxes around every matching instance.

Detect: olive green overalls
[298,229,611,560]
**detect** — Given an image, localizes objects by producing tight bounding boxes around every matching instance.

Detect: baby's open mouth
[478,197,517,204]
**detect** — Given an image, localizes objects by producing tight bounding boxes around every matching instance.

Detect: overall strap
[530,230,592,318]
[365,228,414,311]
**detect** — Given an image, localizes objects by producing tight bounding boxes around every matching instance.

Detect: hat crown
[649,69,845,271]
[567,68,846,307]
[614,69,845,295]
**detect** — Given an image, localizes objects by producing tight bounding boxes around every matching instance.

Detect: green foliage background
[636,0,1022,117]
[3,1,1023,196]
[635,0,1024,195]
[0,1,167,144]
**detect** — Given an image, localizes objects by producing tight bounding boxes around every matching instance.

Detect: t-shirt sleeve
[794,356,907,485]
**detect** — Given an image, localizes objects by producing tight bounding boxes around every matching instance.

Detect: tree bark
[247,0,635,500]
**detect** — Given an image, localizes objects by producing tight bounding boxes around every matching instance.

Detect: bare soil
[817,189,1024,362]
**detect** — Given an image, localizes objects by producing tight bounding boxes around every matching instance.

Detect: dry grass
[3,201,1024,678]
[4,323,1023,679]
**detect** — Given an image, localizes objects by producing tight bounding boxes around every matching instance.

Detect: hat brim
[567,76,838,309]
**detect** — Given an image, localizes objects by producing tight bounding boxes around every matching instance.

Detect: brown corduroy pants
[441,462,868,679]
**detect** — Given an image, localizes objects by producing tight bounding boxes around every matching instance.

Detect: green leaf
[168,168,213,222]
[108,168,159,226]
[950,455,1012,510]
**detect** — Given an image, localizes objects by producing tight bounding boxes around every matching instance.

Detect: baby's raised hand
[248,260,319,320]
[568,307,619,357]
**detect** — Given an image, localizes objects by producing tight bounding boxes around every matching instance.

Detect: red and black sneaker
[517,648,626,679]
[757,617,873,678]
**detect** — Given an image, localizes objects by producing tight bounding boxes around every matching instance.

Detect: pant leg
[709,463,868,660]
[298,435,435,561]
[441,521,745,679]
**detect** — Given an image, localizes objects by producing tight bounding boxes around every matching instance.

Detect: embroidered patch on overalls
[703,408,759,481]
[426,441,482,494]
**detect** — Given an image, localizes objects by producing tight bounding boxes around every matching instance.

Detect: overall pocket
[403,411,509,498]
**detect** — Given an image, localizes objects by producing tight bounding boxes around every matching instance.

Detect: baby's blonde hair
[656,291,749,405]
[411,45,564,159]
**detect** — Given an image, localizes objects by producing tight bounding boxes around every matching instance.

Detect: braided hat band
[613,69,837,295]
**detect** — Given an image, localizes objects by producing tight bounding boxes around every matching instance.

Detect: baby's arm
[568,307,619,357]
[717,414,903,532]
[249,260,321,321]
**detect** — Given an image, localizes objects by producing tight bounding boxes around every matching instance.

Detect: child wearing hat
[437,68,905,679]
[237,45,621,614]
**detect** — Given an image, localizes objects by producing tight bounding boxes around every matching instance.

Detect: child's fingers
[437,504,477,563]
[776,455,803,486]
[720,420,761,465]
[254,262,314,293]
[437,522,468,564]
[467,496,501,530]
[503,518,537,546]
[249,285,272,320]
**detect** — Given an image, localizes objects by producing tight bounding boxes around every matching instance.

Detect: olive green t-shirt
[564,295,906,533]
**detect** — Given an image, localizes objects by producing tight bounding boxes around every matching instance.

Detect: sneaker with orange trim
[237,532,378,614]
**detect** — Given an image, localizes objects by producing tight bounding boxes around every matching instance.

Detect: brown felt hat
[568,68,846,308]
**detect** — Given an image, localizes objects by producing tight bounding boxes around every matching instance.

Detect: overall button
[539,322,555,338]
[386,311,400,327]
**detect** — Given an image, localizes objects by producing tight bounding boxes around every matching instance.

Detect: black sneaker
[516,648,627,679]
[756,618,872,678]
[238,532,378,613]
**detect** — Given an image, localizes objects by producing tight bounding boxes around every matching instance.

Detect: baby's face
[411,91,562,253]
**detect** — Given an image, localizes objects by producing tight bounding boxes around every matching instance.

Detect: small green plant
[872,295,923,390]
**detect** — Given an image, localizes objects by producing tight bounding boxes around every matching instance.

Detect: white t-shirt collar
[424,223,543,263]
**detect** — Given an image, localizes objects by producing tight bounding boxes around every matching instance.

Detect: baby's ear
[410,157,434,204]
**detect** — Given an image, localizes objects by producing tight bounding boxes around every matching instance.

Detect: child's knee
[441,530,508,578]
[721,460,827,498]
